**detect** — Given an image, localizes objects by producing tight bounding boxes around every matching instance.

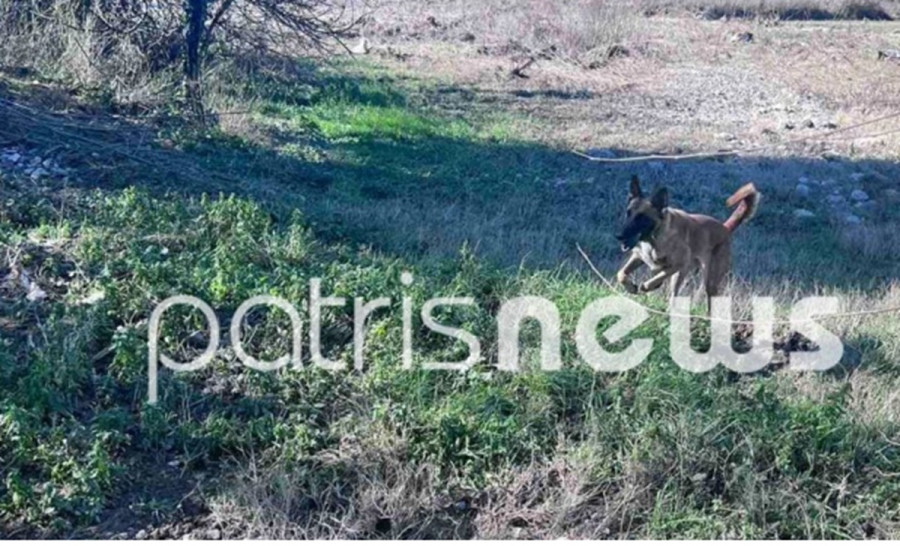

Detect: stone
[827,194,846,205]
[795,183,810,198]
[850,189,869,202]
[793,208,815,219]
[26,283,47,302]
[606,44,630,59]
[29,168,48,180]
[348,37,370,55]
[135,530,148,540]
[844,214,862,225]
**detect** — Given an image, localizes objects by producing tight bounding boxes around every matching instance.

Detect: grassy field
[3,0,900,539]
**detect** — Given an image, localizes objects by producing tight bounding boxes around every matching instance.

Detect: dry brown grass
[0,3,179,105]
[207,432,660,539]
[364,0,637,66]
[693,0,894,20]
[207,429,469,539]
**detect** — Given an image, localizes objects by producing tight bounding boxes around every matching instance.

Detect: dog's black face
[615,175,668,252]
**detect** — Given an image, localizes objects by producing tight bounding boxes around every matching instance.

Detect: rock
[135,530,148,540]
[798,176,809,184]
[42,158,54,169]
[854,200,877,213]
[827,194,846,205]
[850,189,869,202]
[348,37,370,55]
[824,122,838,129]
[844,214,862,225]
[793,208,815,219]
[877,49,900,61]
[804,120,815,128]
[206,529,222,540]
[850,172,865,183]
[2,152,21,163]
[26,282,47,302]
[795,183,810,198]
[29,168,48,180]
[606,44,629,59]
[784,122,795,130]
[461,32,476,42]
[730,31,753,43]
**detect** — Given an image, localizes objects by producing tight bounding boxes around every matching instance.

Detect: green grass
[2,58,900,538]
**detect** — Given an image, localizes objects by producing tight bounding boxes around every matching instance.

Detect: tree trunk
[183,0,206,120]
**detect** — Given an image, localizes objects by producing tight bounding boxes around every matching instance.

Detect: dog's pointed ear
[629,175,643,198]
[650,187,669,211]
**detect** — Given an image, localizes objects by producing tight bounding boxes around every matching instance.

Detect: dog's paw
[638,281,655,293]
[621,279,639,294]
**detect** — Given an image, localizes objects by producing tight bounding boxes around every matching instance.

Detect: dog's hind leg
[705,242,731,312]
[667,267,692,308]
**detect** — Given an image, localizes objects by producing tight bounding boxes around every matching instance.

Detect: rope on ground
[573,111,900,163]
[575,244,900,326]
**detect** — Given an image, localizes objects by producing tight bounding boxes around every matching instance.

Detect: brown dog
[614,176,760,308]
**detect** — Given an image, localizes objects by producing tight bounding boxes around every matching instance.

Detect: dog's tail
[723,183,760,232]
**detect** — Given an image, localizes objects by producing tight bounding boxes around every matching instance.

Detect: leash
[575,244,900,326]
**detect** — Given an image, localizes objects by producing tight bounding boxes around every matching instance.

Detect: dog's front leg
[616,252,644,294]
[639,268,676,293]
